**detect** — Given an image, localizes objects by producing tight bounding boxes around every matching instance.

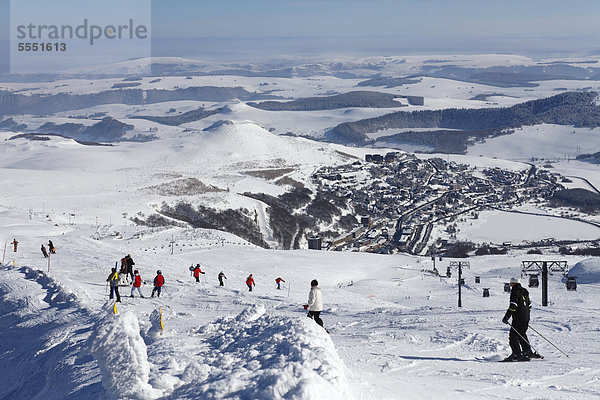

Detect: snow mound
[171,305,351,399]
[0,265,102,400]
[91,311,160,400]
[191,119,344,167]
[566,259,600,284]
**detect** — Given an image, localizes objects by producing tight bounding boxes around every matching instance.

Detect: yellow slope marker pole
[160,306,164,334]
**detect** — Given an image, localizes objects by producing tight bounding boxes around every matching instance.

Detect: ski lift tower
[450,261,470,307]
[521,261,568,306]
[169,236,176,255]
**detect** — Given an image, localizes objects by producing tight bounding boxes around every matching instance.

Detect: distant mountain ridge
[248,91,424,111]
[325,91,600,150]
[0,86,277,116]
[38,117,138,143]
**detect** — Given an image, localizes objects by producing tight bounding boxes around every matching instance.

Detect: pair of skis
[476,352,544,362]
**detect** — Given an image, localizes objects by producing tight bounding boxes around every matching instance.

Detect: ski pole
[528,324,569,357]
[509,324,539,355]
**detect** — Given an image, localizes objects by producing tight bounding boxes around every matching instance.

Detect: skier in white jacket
[304,279,324,328]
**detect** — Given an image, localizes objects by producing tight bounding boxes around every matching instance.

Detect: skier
[125,254,135,282]
[275,277,285,290]
[502,277,538,361]
[48,240,56,254]
[130,270,144,298]
[41,244,48,258]
[193,264,205,283]
[303,279,325,329]
[218,271,227,286]
[151,270,165,298]
[12,239,18,252]
[106,267,121,302]
[246,274,255,292]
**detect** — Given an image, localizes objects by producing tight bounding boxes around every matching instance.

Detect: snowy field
[454,210,600,244]
[2,54,600,399]
[467,124,600,162]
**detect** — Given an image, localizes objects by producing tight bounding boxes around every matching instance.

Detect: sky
[149,0,599,39]
[148,0,600,59]
[1,0,599,72]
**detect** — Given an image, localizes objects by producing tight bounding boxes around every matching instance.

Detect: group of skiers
[190,265,285,294]
[40,240,55,258]
[190,264,228,286]
[105,262,545,343]
[245,275,289,292]
[106,261,165,302]
[8,239,55,256]
[119,254,135,282]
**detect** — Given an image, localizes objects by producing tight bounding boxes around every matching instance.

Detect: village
[311,152,569,255]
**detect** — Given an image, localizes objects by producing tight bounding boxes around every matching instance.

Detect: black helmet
[157,270,162,274]
[311,279,318,286]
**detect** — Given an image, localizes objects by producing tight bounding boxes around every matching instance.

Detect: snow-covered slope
[1,212,600,399]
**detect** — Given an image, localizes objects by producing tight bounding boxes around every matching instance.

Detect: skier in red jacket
[193,264,205,283]
[246,274,255,292]
[151,270,165,298]
[275,277,285,290]
[130,270,144,298]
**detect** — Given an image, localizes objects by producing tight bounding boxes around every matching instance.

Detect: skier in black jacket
[125,254,135,282]
[502,277,533,361]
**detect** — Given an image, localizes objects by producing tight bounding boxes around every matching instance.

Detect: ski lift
[566,276,577,291]
[528,274,539,288]
[482,288,490,297]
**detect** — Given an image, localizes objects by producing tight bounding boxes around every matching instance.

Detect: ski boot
[502,353,521,362]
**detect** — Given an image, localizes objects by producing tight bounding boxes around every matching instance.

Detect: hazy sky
[150,0,598,39]
[149,0,600,59]
[2,0,599,70]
